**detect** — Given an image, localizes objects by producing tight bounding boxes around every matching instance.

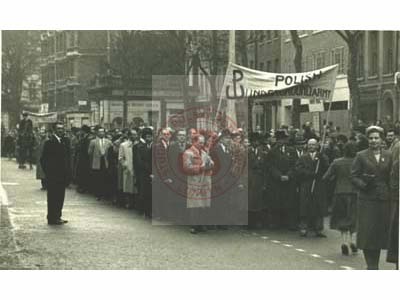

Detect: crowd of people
[2,114,399,270]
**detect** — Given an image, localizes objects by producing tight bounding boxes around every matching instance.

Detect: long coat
[295,151,329,218]
[323,157,358,232]
[118,140,137,194]
[248,146,266,211]
[75,134,92,190]
[36,135,48,180]
[351,148,393,250]
[267,143,298,211]
[88,137,113,170]
[323,157,357,195]
[136,142,153,215]
[183,146,213,208]
[387,158,399,263]
[40,135,71,185]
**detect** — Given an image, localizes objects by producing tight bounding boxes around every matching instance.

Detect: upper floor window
[356,33,364,77]
[266,61,271,72]
[369,31,379,76]
[314,51,326,69]
[274,58,279,73]
[331,47,345,74]
[383,31,394,74]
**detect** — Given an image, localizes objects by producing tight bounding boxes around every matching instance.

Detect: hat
[294,135,306,145]
[275,129,289,140]
[249,132,261,142]
[366,125,384,136]
[219,128,231,138]
[141,127,153,138]
[81,125,90,133]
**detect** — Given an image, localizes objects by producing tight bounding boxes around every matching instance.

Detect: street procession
[1,29,400,271]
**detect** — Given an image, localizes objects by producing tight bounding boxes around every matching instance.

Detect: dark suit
[40,135,71,223]
[266,142,298,229]
[167,141,189,224]
[76,134,91,192]
[210,143,235,225]
[137,142,153,217]
[295,151,329,233]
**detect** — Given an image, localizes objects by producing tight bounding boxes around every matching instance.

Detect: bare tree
[290,30,303,129]
[336,30,362,128]
[112,30,186,127]
[2,31,40,127]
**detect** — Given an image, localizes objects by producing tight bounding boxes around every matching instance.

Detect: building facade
[357,31,400,124]
[280,30,351,133]
[246,30,283,132]
[40,30,109,125]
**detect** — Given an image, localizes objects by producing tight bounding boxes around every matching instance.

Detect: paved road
[0,158,396,270]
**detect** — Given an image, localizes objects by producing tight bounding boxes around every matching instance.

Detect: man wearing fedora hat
[266,128,299,230]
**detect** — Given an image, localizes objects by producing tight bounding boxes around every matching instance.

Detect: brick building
[246,30,283,132]
[40,30,109,127]
[280,30,351,133]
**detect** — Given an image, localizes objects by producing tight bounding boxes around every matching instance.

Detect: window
[369,31,378,76]
[331,47,345,74]
[250,60,254,69]
[357,33,365,77]
[306,55,314,71]
[274,58,279,72]
[266,31,271,41]
[274,30,279,38]
[259,62,264,71]
[314,51,326,69]
[266,61,271,72]
[383,31,394,74]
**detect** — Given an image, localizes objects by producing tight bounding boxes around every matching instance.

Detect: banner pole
[310,98,333,194]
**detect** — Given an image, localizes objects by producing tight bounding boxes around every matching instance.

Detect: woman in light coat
[119,130,138,208]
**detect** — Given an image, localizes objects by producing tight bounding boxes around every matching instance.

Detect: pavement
[0,157,396,270]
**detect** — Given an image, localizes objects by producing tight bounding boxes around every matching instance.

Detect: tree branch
[335,30,349,43]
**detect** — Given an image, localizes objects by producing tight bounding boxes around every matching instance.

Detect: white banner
[217,63,338,129]
[223,63,338,102]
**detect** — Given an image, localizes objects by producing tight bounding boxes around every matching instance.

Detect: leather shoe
[48,220,63,225]
[341,244,349,255]
[58,219,68,224]
[350,243,358,254]
[315,232,327,238]
[300,229,307,237]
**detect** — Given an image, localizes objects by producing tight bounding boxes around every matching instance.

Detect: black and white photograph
[0,1,399,298]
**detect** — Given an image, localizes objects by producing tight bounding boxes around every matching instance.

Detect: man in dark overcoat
[295,138,329,237]
[266,129,299,230]
[152,128,174,220]
[136,128,154,218]
[248,133,267,228]
[40,122,71,225]
[167,129,190,224]
[76,125,92,193]
[209,130,235,226]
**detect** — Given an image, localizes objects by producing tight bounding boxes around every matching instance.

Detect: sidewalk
[0,179,22,269]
